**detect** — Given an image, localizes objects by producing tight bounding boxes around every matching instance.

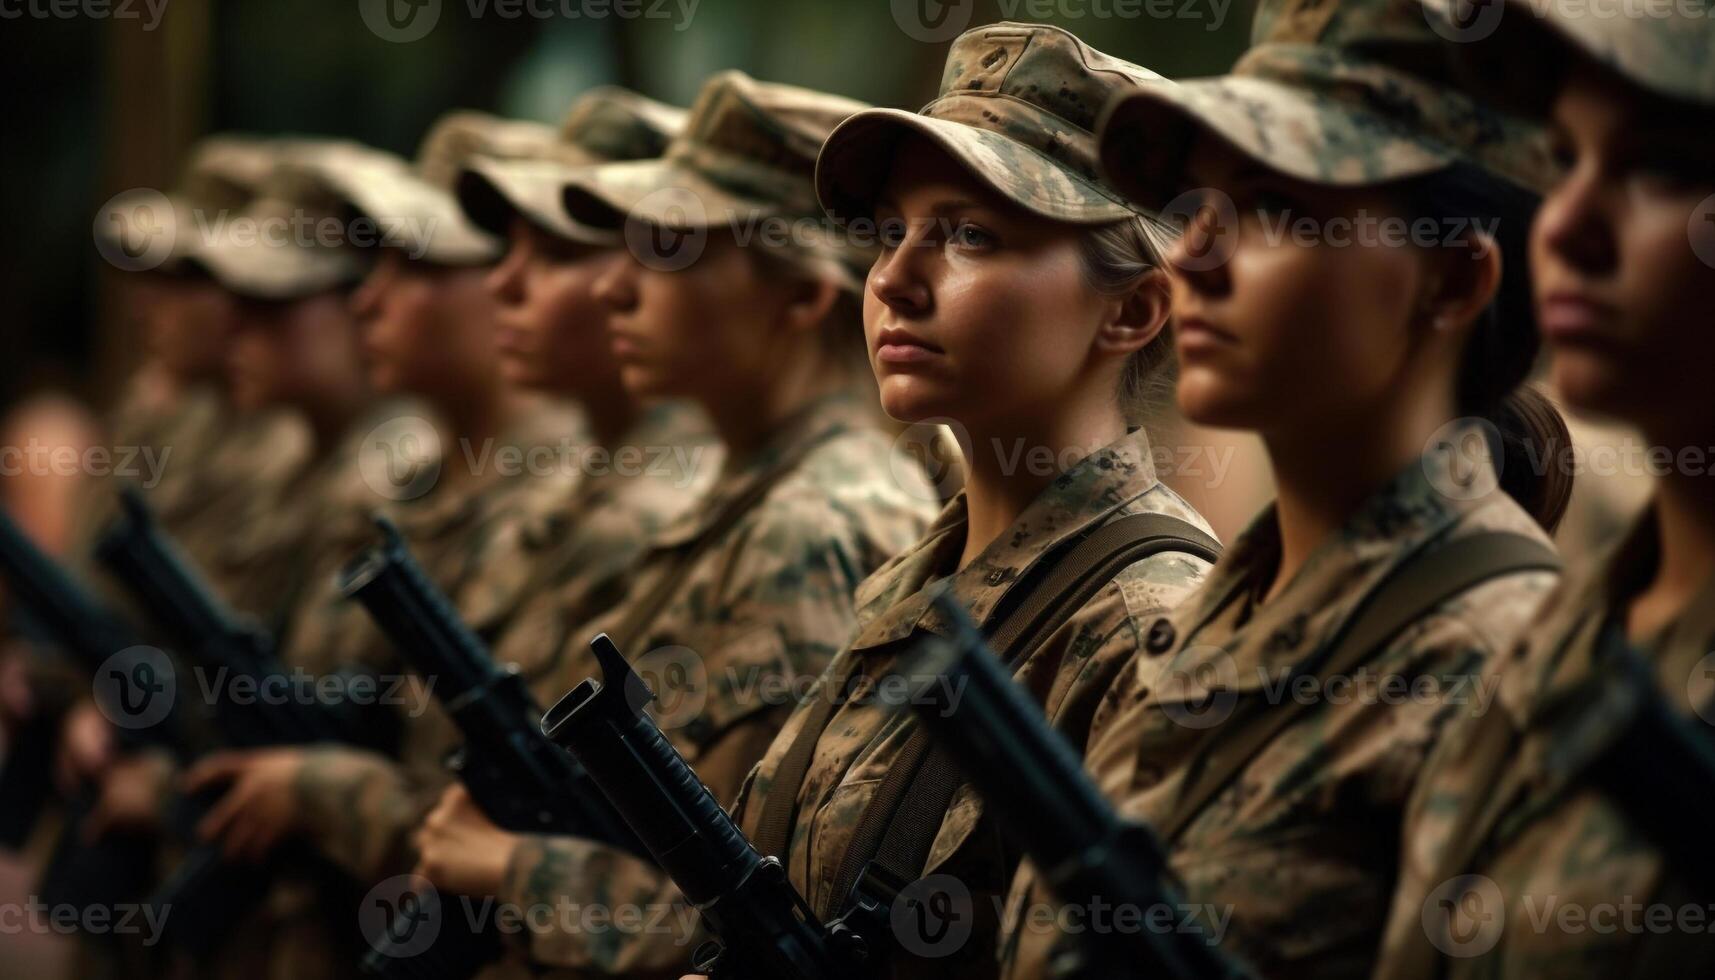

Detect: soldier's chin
[1173,367,1258,432]
[1547,347,1632,422]
[876,375,953,426]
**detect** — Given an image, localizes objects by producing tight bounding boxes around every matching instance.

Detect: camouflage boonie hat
[96,134,284,273]
[1097,0,1559,211]
[559,70,875,290]
[1428,0,1715,113]
[818,22,1166,225]
[284,113,564,265]
[456,87,687,244]
[186,163,369,301]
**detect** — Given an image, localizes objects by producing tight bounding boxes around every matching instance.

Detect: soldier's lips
[1175,316,1236,358]
[609,330,647,359]
[1538,291,1620,348]
[874,327,943,366]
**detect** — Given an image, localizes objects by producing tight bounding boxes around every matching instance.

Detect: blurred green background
[0,0,1256,411]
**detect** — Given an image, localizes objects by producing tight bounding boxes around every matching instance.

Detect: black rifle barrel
[901,590,1250,980]
[541,634,861,980]
[339,518,645,980]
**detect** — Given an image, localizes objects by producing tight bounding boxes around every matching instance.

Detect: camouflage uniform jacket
[1374,505,1715,979]
[485,391,937,978]
[283,399,589,879]
[288,400,716,883]
[722,426,1215,980]
[999,442,1560,980]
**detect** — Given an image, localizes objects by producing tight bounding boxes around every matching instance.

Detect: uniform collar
[1164,428,1515,692]
[849,425,1164,652]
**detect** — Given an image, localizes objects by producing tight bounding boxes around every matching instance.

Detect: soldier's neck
[1629,465,1715,641]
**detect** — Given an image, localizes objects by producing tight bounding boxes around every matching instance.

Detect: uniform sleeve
[492,502,876,974]
[294,746,430,881]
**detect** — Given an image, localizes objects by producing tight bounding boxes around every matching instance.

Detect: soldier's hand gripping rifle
[92,484,397,956]
[0,501,185,932]
[540,634,878,980]
[898,590,1251,980]
[339,516,647,979]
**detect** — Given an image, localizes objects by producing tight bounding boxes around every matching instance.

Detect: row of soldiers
[1,0,1711,978]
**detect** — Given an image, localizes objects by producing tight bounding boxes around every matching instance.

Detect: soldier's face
[1163,135,1429,434]
[229,292,364,412]
[486,217,626,396]
[593,233,794,403]
[137,274,235,385]
[350,249,501,402]
[1533,61,1715,438]
[865,141,1124,434]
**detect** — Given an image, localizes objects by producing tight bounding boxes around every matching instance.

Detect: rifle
[541,634,875,980]
[0,502,181,932]
[92,484,391,957]
[337,516,647,979]
[898,590,1251,980]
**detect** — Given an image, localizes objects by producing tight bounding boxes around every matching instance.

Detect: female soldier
[1374,7,1715,978]
[664,22,1223,980]
[408,71,939,976]
[999,0,1579,975]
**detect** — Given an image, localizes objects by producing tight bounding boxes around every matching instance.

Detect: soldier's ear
[1094,267,1170,358]
[1414,230,1500,341]
[780,275,843,336]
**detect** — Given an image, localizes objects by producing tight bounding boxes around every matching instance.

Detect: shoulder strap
[1151,531,1561,846]
[607,435,827,653]
[756,514,1215,865]
[816,513,1222,919]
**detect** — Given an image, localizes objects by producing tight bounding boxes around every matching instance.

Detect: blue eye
[952,222,995,249]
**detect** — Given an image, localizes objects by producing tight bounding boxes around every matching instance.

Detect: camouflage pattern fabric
[1374,505,1715,979]
[817,21,1168,225]
[1095,0,1560,211]
[479,391,937,979]
[998,436,1560,979]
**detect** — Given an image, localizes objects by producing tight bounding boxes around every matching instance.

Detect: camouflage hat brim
[296,158,500,266]
[1098,67,1459,212]
[816,107,1137,225]
[1433,0,1715,114]
[188,231,367,301]
[456,158,618,246]
[559,156,791,232]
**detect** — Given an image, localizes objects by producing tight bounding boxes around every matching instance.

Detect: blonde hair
[1078,212,1177,426]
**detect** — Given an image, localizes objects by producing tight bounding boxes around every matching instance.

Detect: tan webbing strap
[1151,531,1561,847]
[818,514,1222,918]
[606,434,831,655]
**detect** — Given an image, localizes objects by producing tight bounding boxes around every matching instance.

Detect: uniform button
[1144,619,1176,655]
